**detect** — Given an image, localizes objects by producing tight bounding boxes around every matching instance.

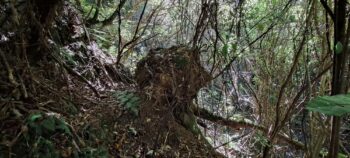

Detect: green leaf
[338,153,347,158]
[225,34,230,40]
[257,24,264,31]
[116,92,127,98]
[29,113,43,122]
[56,119,72,135]
[289,15,296,22]
[119,97,130,104]
[221,44,229,58]
[306,94,350,116]
[42,117,56,131]
[125,93,134,99]
[128,97,140,104]
[29,123,43,136]
[113,91,127,98]
[335,42,343,54]
[125,102,136,109]
[231,43,237,53]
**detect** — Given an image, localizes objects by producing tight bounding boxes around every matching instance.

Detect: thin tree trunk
[328,0,347,157]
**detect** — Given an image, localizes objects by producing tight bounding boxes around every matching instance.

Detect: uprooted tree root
[133,46,225,157]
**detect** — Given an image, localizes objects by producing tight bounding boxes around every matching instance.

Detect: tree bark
[328,0,348,157]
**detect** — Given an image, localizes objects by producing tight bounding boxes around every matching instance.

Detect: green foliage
[306,94,350,116]
[27,113,72,136]
[30,137,60,158]
[257,23,265,31]
[289,15,296,22]
[219,41,237,61]
[22,113,110,158]
[335,42,343,54]
[23,113,72,158]
[254,132,271,152]
[113,91,141,116]
[221,43,229,58]
[337,153,348,158]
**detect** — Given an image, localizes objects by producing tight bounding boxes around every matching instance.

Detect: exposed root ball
[135,46,211,100]
[133,46,223,157]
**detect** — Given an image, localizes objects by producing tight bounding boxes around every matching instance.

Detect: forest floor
[46,81,225,157]
[66,47,225,157]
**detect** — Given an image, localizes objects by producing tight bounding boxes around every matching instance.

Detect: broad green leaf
[306,94,350,116]
[335,42,343,54]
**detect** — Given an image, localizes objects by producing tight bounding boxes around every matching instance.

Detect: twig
[50,53,100,97]
[0,50,18,86]
[213,0,294,79]
[116,0,149,65]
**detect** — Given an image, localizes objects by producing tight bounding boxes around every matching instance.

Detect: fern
[113,91,141,116]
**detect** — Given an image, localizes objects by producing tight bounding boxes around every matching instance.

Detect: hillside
[1,0,350,157]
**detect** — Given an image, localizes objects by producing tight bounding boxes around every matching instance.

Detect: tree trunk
[328,0,348,157]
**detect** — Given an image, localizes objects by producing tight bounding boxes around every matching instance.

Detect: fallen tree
[192,106,305,150]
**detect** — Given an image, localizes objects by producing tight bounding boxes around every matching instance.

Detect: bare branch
[320,0,335,21]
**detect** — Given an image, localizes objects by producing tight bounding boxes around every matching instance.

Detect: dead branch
[50,53,100,97]
[0,50,18,86]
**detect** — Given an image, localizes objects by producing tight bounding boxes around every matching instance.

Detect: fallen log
[192,106,305,150]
